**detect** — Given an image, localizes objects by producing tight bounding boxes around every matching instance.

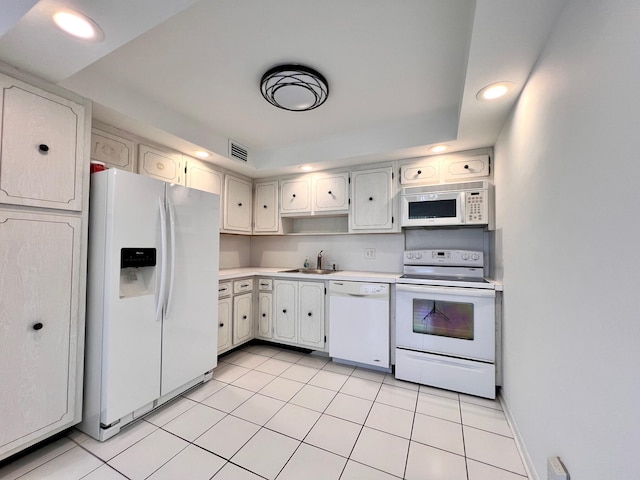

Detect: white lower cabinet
[217,297,232,353]
[257,292,273,339]
[233,293,253,345]
[273,280,325,349]
[0,210,83,460]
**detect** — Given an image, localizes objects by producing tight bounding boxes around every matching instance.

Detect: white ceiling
[0,0,566,178]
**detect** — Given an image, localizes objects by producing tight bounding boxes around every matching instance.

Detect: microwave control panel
[465,190,488,224]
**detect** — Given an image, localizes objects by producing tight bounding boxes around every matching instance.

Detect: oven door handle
[396,284,495,298]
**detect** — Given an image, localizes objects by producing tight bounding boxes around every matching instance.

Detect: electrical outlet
[364,248,376,259]
[547,456,569,480]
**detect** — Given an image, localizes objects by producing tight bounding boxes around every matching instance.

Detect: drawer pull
[328,190,332,195]
[219,323,224,327]
[417,170,422,175]
[464,164,469,169]
[292,193,296,198]
[33,322,44,330]
[38,144,49,154]
[263,204,268,209]
[238,202,243,207]
[242,315,247,320]
[262,313,266,317]
[368,196,373,201]
[307,312,312,317]
[282,309,287,313]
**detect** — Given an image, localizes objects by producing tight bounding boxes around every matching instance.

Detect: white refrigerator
[80,169,220,441]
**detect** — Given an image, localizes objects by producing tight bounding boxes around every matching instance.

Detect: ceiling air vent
[229,139,248,162]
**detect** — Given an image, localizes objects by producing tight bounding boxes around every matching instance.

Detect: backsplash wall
[250,234,405,272]
[220,234,251,269]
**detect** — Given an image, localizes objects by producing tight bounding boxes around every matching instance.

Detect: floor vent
[229,139,248,162]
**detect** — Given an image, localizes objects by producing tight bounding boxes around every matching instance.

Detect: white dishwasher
[329,281,390,369]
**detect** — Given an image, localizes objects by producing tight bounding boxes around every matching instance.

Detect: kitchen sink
[278,268,340,275]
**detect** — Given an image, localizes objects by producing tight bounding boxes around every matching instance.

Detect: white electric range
[395,249,500,399]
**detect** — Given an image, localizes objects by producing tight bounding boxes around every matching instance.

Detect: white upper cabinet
[185,158,223,196]
[280,177,311,215]
[223,174,252,233]
[138,144,183,184]
[91,128,135,172]
[0,73,85,211]
[443,154,490,181]
[312,171,349,214]
[350,166,395,232]
[253,180,279,233]
[184,157,224,221]
[400,157,440,185]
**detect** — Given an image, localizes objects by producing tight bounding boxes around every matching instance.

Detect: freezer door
[99,170,164,425]
[161,183,220,395]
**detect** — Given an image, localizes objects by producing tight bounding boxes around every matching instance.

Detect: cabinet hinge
[348,198,351,205]
[392,216,394,224]
[392,171,394,180]
[184,166,187,174]
[348,177,351,184]
[324,335,327,343]
[324,287,327,295]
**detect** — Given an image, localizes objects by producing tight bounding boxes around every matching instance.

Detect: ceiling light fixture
[261,64,329,112]
[193,150,210,159]
[476,82,514,101]
[53,10,104,42]
[430,144,449,154]
[299,165,313,172]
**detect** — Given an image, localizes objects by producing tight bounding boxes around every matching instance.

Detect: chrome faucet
[317,250,323,270]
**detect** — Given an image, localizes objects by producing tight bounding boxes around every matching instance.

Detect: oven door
[395,284,495,362]
[401,191,464,227]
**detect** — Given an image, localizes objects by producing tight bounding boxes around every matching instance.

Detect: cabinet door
[298,282,325,349]
[273,280,297,343]
[0,210,81,453]
[257,292,273,339]
[350,167,394,231]
[185,159,223,196]
[233,293,253,345]
[138,144,183,184]
[0,75,85,211]
[400,157,439,185]
[312,172,349,214]
[280,177,311,215]
[223,175,252,233]
[91,128,136,172]
[218,297,232,354]
[443,154,490,181]
[254,181,279,233]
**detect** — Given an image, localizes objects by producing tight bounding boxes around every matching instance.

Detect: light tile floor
[0,344,528,480]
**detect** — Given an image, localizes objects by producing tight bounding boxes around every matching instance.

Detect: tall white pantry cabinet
[0,65,91,461]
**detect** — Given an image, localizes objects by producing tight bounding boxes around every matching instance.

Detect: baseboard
[499,392,540,480]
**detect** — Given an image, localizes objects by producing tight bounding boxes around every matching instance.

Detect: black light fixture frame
[260,64,329,112]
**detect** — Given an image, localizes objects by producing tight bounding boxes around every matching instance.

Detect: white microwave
[400,180,493,228]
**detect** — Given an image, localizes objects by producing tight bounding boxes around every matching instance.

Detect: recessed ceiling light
[193,150,210,159]
[53,10,104,42]
[476,82,514,101]
[430,144,449,154]
[299,165,313,172]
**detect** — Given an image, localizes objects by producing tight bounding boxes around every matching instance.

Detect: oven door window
[408,199,457,219]
[412,299,474,340]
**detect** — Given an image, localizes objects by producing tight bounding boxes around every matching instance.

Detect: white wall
[493,1,640,479]
[250,233,405,272]
[219,234,251,269]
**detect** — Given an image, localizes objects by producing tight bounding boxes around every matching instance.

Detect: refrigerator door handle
[156,197,168,322]
[165,199,177,318]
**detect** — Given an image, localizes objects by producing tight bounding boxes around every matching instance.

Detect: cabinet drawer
[218,282,231,298]
[258,278,273,291]
[233,278,253,293]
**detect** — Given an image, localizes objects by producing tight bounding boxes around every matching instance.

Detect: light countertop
[219,267,402,283]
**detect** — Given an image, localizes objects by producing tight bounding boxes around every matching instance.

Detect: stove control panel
[403,249,483,267]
